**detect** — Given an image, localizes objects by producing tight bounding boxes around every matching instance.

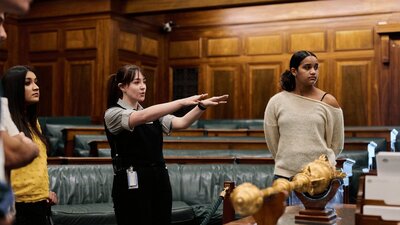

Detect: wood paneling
[0,39,7,50]
[207,65,242,118]
[6,0,400,125]
[31,63,56,116]
[65,28,96,49]
[65,60,95,115]
[122,0,318,14]
[313,61,328,93]
[29,31,58,52]
[246,35,282,55]
[207,38,240,57]
[26,0,113,19]
[141,64,157,107]
[141,36,159,57]
[290,32,326,52]
[380,35,389,64]
[166,0,400,27]
[389,38,400,124]
[337,60,371,126]
[118,31,138,52]
[169,40,200,58]
[335,29,373,51]
[248,64,281,118]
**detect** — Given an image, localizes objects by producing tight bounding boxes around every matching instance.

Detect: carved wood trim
[376,23,400,34]
[380,35,390,64]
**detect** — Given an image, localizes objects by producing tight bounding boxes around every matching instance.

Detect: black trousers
[112,166,172,225]
[14,200,52,225]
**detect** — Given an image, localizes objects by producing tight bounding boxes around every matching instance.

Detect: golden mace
[231,155,346,216]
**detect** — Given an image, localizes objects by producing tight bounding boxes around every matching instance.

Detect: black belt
[112,158,165,174]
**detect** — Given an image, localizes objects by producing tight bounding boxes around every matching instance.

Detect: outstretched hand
[181,94,209,106]
[200,94,229,108]
[182,93,228,107]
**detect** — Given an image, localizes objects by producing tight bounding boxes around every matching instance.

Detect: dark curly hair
[280,50,317,91]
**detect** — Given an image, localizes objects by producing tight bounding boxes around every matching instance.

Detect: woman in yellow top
[2,65,58,225]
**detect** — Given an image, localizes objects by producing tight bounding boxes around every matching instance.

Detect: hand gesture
[199,94,229,109]
[180,94,209,107]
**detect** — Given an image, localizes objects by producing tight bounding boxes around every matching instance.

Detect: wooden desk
[343,138,375,151]
[345,126,399,151]
[169,128,264,137]
[169,128,206,136]
[163,136,268,150]
[224,204,356,225]
[62,126,104,157]
[206,129,251,137]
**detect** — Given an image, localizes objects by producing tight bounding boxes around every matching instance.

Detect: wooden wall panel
[141,64,157,108]
[380,35,390,64]
[389,38,400,124]
[65,28,96,49]
[141,36,159,57]
[65,60,95,115]
[336,61,370,126]
[31,63,56,116]
[290,32,326,53]
[0,39,7,50]
[248,64,281,118]
[169,40,200,58]
[246,35,282,55]
[314,61,328,93]
[7,0,399,125]
[119,31,138,52]
[335,29,373,51]
[207,65,242,118]
[29,31,58,52]
[207,38,240,57]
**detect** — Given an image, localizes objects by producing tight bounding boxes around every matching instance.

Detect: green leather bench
[48,163,276,225]
[40,117,94,156]
[195,119,263,130]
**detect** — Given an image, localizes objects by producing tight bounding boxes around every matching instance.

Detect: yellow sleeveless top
[11,124,49,202]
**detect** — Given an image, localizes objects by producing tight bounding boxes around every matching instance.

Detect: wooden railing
[58,125,397,157]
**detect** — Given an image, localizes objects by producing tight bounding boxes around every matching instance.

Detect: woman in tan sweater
[264,50,344,205]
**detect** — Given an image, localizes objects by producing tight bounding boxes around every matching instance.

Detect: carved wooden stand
[294,179,342,224]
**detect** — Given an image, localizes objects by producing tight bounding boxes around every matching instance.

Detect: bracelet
[197,102,207,110]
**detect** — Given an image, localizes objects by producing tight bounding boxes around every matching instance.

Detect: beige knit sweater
[264,91,344,178]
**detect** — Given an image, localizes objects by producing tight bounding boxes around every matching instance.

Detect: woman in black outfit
[104,64,228,225]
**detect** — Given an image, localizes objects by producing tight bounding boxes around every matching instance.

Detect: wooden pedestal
[294,179,342,224]
[295,208,337,224]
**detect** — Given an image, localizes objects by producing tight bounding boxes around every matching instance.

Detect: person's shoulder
[270,91,288,100]
[322,94,340,108]
[267,91,284,105]
[104,106,124,118]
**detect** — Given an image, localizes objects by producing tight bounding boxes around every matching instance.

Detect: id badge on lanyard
[126,166,138,189]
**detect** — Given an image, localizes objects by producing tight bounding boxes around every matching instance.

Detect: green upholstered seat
[52,203,115,225]
[74,134,107,156]
[48,163,276,225]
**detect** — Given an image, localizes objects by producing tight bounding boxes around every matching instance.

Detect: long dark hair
[280,50,317,91]
[2,65,47,146]
[107,64,142,108]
